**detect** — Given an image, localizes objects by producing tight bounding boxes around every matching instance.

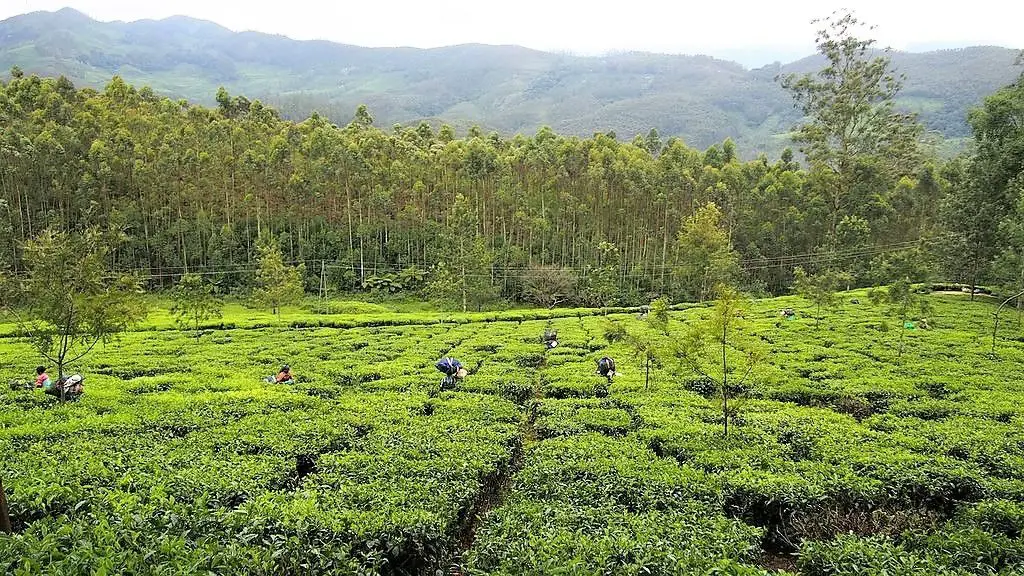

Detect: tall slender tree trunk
[227,136,234,226]
[502,218,509,294]
[661,197,670,292]
[1017,262,1024,328]
[0,476,11,534]
[460,236,467,313]
[540,193,546,264]
[358,206,365,283]
[346,183,354,255]
[722,321,729,438]
[24,188,33,237]
[969,253,979,302]
[178,204,188,274]
[898,307,907,359]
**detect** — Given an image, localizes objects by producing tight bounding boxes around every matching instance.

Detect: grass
[1,290,1023,574]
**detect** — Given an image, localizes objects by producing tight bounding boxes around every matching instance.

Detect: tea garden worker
[543,329,558,349]
[56,374,84,399]
[264,364,296,385]
[33,365,53,392]
[275,365,295,384]
[435,357,468,390]
[36,368,84,400]
[596,356,617,383]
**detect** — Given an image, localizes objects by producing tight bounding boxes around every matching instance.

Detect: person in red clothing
[34,366,84,400]
[33,366,52,391]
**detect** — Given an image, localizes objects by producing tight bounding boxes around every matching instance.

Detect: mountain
[1,8,1020,154]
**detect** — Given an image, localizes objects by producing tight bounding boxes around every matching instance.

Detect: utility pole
[319,260,327,301]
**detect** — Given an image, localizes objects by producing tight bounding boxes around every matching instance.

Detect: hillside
[3,291,1024,573]
[0,8,1020,153]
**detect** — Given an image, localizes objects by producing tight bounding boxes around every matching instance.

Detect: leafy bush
[3,292,1024,574]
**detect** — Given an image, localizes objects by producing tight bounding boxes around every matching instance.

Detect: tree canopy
[254,237,304,315]
[779,10,923,243]
[0,25,1020,307]
[1,228,145,377]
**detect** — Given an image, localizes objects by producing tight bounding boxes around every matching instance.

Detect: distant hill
[1,8,1020,154]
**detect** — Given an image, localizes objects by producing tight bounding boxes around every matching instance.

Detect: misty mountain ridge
[1,8,1020,155]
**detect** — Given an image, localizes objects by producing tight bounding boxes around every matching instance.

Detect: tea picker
[34,365,52,391]
[42,372,84,401]
[56,374,85,401]
[596,356,617,382]
[435,357,467,391]
[264,364,295,385]
[543,329,558,349]
[31,365,85,400]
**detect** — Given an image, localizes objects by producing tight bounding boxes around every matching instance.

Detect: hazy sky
[2,1,1021,67]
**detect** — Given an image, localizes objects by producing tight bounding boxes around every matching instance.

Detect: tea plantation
[2,292,1024,575]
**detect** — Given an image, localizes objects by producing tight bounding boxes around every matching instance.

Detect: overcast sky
[2,1,1021,67]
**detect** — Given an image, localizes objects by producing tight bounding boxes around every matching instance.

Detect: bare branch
[65,336,102,366]
[735,358,759,387]
[677,350,719,385]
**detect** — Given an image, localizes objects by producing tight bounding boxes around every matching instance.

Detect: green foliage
[869,280,933,359]
[644,127,663,156]
[674,203,740,303]
[427,244,498,313]
[602,320,627,344]
[0,200,12,270]
[939,58,1024,294]
[0,69,1003,305]
[464,434,764,575]
[9,228,145,377]
[994,177,1024,292]
[953,73,1024,290]
[361,267,427,294]
[800,527,1024,575]
[794,266,853,325]
[170,273,223,340]
[579,242,624,307]
[617,297,673,391]
[678,285,762,436]
[253,237,304,315]
[1,291,1024,573]
[648,296,670,334]
[780,10,923,242]
[427,194,498,312]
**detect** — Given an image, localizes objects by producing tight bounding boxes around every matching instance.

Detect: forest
[0,14,1022,310]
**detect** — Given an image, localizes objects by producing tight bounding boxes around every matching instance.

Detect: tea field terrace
[2,291,1024,575]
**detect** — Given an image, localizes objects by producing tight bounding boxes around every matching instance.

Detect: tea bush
[2,291,1024,574]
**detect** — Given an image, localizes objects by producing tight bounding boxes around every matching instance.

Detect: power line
[2,235,946,283]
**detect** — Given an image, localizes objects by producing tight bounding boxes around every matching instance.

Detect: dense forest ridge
[0,8,1020,155]
[0,71,995,306]
[1,7,1023,312]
